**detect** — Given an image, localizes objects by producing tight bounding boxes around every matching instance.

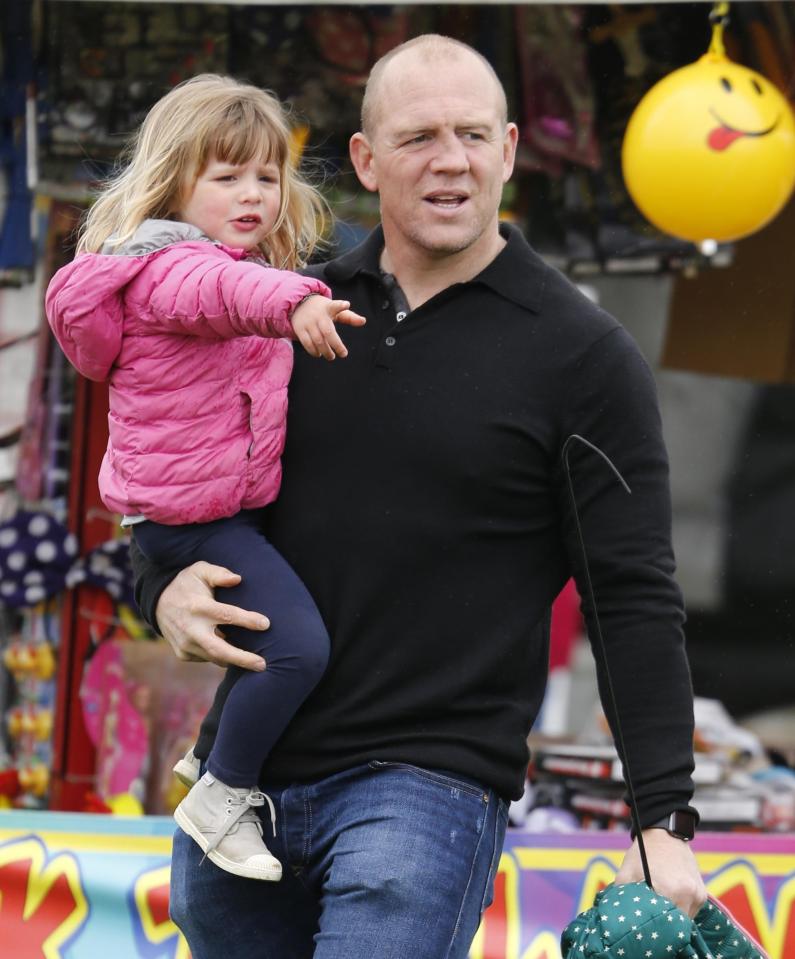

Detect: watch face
[669,811,696,840]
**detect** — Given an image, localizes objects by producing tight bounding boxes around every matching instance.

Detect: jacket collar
[323,222,548,313]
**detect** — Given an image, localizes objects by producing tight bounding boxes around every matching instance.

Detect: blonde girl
[46,75,365,881]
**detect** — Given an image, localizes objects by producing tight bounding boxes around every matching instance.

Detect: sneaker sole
[174,804,282,882]
[172,758,199,788]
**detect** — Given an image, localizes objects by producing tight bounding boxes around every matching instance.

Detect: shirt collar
[324,222,548,314]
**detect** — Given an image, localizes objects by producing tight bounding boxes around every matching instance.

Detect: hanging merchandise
[621,3,795,244]
[515,6,601,176]
[0,509,78,607]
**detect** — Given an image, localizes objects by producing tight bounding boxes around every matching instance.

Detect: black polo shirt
[135,224,696,820]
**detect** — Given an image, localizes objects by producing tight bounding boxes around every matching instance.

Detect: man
[133,35,706,959]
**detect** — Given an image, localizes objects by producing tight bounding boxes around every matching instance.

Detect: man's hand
[155,561,269,671]
[615,828,707,916]
[291,296,366,360]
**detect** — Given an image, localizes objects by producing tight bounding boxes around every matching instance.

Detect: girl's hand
[291,296,366,360]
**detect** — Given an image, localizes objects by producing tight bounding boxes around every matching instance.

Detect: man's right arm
[130,538,269,670]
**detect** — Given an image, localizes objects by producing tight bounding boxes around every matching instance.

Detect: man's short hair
[361,34,508,137]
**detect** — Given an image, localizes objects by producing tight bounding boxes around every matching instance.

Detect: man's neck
[380,229,506,310]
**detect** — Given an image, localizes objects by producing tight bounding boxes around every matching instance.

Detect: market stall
[1,2,794,956]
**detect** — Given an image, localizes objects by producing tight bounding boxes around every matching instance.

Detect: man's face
[350,53,517,265]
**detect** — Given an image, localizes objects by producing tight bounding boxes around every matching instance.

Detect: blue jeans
[170,761,509,958]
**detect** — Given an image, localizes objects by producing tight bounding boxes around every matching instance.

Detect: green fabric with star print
[561,881,766,959]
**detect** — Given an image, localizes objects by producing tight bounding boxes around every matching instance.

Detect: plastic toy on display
[1,617,59,808]
[621,3,795,243]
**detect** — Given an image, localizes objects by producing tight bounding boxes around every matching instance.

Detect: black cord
[561,433,653,890]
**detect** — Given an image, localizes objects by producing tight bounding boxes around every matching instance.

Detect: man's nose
[429,133,470,173]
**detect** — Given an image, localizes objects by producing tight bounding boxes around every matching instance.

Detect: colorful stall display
[0,813,793,959]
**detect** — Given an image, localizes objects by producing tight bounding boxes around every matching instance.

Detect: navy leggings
[134,510,330,788]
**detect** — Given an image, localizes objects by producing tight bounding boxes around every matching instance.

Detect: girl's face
[176,154,282,252]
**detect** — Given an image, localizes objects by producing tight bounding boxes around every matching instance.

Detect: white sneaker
[173,746,200,787]
[174,772,282,881]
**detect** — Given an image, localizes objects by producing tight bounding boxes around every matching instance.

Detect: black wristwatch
[647,810,697,841]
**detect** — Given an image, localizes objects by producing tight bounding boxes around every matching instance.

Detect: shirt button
[381,300,390,309]
[385,336,396,347]
[396,311,407,322]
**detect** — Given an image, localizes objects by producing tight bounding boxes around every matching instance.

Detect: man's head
[360,35,508,139]
[350,35,518,269]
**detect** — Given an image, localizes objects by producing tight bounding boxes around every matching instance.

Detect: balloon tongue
[708,125,745,150]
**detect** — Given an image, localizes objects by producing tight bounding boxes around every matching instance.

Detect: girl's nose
[239,176,263,202]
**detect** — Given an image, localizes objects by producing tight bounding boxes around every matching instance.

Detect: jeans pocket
[480,797,509,914]
[368,760,487,801]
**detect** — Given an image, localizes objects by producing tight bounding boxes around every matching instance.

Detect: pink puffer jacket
[46,220,331,524]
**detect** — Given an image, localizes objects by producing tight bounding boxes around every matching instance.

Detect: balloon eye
[751,78,763,95]
[720,77,733,93]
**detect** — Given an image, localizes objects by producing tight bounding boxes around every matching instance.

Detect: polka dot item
[0,510,135,609]
[65,537,135,608]
[0,510,75,607]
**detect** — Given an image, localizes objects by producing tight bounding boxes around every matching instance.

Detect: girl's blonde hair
[78,74,327,270]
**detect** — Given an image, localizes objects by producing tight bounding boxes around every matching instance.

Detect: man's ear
[349,132,378,193]
[502,123,519,183]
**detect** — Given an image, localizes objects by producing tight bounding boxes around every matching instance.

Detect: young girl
[46,75,365,882]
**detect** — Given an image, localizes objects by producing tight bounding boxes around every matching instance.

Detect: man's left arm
[557,323,706,913]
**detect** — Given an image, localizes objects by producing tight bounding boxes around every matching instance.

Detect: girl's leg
[134,512,330,784]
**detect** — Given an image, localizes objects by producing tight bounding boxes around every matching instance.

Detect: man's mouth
[707,108,779,151]
[424,194,468,209]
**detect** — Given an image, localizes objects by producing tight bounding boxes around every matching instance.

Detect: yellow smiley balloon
[622,52,795,242]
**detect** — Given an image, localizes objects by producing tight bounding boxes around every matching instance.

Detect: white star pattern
[651,932,659,939]
[678,932,685,939]
[618,916,625,923]
[633,897,641,902]
[617,951,625,956]
[650,898,658,904]
[645,952,652,958]
[635,910,643,916]
[601,915,608,921]
[636,933,643,940]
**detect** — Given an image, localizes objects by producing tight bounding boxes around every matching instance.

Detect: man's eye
[462,132,484,141]
[405,134,429,146]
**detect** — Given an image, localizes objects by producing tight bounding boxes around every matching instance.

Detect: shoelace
[203,788,277,858]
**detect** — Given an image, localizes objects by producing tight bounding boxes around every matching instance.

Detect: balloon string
[708,2,730,58]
